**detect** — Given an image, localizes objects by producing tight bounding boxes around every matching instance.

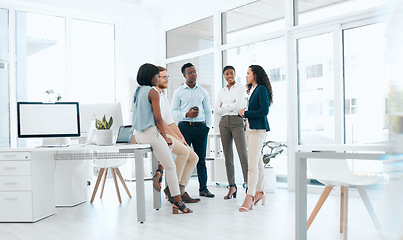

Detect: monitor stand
[42,137,71,147]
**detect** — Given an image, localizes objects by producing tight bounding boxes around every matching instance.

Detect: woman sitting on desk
[132,63,192,214]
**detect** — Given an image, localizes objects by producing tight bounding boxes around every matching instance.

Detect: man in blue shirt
[171,63,214,198]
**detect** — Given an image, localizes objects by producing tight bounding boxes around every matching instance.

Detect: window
[305,64,323,78]
[166,54,215,105]
[0,8,9,147]
[222,0,284,44]
[166,17,214,58]
[344,23,387,144]
[222,37,287,175]
[298,32,335,144]
[328,100,334,116]
[298,0,386,25]
[15,12,66,102]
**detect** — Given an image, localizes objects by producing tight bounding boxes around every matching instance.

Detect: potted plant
[261,141,287,192]
[44,89,62,102]
[94,115,114,145]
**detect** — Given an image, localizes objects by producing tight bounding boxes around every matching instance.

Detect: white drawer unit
[0,161,31,175]
[0,150,55,222]
[0,176,32,191]
[0,192,33,222]
[0,152,30,161]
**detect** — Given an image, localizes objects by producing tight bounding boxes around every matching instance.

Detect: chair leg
[307,186,333,229]
[356,186,385,240]
[111,168,122,203]
[115,168,132,198]
[90,168,105,203]
[100,168,108,199]
[340,186,349,236]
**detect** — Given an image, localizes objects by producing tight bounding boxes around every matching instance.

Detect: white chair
[90,159,132,203]
[304,136,384,239]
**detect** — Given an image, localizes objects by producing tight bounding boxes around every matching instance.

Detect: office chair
[90,159,132,203]
[304,136,384,239]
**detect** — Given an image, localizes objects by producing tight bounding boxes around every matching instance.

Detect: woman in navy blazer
[238,65,273,212]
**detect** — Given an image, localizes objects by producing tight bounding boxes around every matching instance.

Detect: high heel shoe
[239,195,254,212]
[152,169,163,192]
[172,200,193,214]
[224,185,237,200]
[254,192,266,206]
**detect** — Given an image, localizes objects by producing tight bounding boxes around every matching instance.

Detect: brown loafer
[181,192,200,203]
[164,187,174,204]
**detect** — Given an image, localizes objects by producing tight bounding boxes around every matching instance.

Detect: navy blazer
[244,85,270,131]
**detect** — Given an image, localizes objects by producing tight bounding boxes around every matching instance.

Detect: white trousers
[246,127,266,196]
[134,126,180,196]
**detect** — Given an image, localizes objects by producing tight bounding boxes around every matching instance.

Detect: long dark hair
[137,63,159,86]
[247,65,273,106]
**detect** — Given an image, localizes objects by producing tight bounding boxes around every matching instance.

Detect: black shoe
[224,185,237,200]
[199,189,215,198]
[164,186,174,204]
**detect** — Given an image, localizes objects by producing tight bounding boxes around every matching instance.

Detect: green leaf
[95,119,105,130]
[262,154,271,165]
[95,115,113,129]
[108,116,113,129]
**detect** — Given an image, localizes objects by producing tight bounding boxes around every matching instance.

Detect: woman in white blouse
[215,66,248,200]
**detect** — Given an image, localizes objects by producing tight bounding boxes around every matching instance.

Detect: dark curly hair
[223,65,235,74]
[181,62,195,74]
[247,65,273,106]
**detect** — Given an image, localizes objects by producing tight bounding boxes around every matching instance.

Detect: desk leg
[152,152,161,210]
[135,150,146,223]
[296,156,307,240]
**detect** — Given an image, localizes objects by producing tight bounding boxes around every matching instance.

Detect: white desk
[0,144,159,223]
[295,145,400,240]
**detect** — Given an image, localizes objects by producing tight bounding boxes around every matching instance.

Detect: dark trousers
[178,121,209,191]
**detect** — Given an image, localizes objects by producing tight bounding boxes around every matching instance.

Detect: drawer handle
[3,167,17,170]
[5,182,18,185]
[5,197,18,200]
[3,154,17,158]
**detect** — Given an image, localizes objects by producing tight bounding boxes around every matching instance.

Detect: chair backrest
[302,135,355,186]
[90,159,127,168]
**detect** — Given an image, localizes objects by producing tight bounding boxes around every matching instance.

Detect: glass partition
[297,32,335,144]
[344,22,388,144]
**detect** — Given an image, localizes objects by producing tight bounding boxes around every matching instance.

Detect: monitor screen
[17,102,80,138]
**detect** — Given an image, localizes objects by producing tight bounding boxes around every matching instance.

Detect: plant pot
[95,129,114,146]
[264,166,276,193]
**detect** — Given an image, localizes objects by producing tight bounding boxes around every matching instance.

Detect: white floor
[0,178,399,240]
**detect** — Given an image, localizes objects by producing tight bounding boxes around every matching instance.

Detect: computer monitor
[79,102,123,140]
[17,102,80,138]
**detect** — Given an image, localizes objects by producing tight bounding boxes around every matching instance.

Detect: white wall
[118,19,161,124]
